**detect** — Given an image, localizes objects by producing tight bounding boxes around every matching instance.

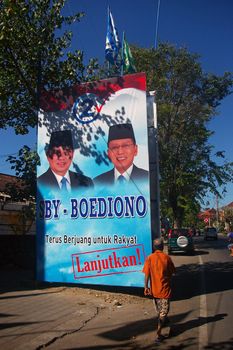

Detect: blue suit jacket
[37,168,93,190]
[94,164,148,186]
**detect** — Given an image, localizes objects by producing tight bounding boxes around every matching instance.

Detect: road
[161,233,233,350]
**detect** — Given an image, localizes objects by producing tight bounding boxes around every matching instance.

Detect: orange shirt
[143,250,175,299]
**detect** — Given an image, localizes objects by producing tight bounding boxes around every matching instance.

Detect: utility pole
[216,194,219,228]
[147,92,160,239]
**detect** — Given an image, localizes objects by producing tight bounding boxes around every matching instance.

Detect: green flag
[123,37,136,74]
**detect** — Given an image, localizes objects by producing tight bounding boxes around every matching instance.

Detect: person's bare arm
[144,274,151,295]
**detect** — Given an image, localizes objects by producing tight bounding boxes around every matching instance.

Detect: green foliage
[6,146,39,201]
[132,43,233,226]
[0,0,99,134]
[181,199,201,228]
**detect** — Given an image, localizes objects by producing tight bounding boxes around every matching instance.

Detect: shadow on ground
[62,314,231,350]
[172,261,233,301]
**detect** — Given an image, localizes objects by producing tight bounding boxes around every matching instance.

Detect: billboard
[37,73,152,287]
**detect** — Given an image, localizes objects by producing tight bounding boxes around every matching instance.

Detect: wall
[0,205,36,270]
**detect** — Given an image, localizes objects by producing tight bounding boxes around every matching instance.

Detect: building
[198,202,233,231]
[198,208,217,226]
[0,173,35,235]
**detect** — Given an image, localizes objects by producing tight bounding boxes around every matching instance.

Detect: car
[167,228,194,255]
[204,227,218,240]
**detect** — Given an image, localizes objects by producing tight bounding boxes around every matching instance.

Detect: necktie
[61,177,68,191]
[117,175,126,184]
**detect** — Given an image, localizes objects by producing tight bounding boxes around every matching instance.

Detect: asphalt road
[196,234,233,348]
[163,233,233,350]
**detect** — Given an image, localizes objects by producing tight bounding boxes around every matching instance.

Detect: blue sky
[1,0,232,207]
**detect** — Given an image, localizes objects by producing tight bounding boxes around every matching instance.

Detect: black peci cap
[48,130,74,150]
[108,123,136,144]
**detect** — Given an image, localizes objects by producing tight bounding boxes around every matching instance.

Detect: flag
[123,36,136,74]
[105,8,121,66]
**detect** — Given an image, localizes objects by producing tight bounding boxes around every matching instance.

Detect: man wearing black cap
[37,130,93,191]
[94,123,148,185]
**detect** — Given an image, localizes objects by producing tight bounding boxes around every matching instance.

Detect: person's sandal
[155,335,165,343]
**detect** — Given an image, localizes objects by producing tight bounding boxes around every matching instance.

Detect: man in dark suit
[94,123,148,186]
[38,130,93,191]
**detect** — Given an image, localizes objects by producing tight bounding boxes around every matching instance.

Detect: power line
[154,0,161,49]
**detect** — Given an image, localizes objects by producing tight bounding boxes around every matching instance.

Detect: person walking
[143,238,175,343]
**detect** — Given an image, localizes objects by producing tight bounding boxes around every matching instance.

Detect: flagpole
[121,31,125,76]
[154,0,161,49]
[107,6,110,75]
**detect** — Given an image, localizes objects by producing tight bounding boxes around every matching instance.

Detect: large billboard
[37,73,152,287]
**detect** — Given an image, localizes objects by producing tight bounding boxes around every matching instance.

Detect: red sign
[72,245,145,279]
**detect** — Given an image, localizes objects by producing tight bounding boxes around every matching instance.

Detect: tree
[0,0,98,198]
[6,146,39,201]
[132,43,233,227]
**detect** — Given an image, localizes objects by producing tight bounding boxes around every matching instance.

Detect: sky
[0,0,233,208]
